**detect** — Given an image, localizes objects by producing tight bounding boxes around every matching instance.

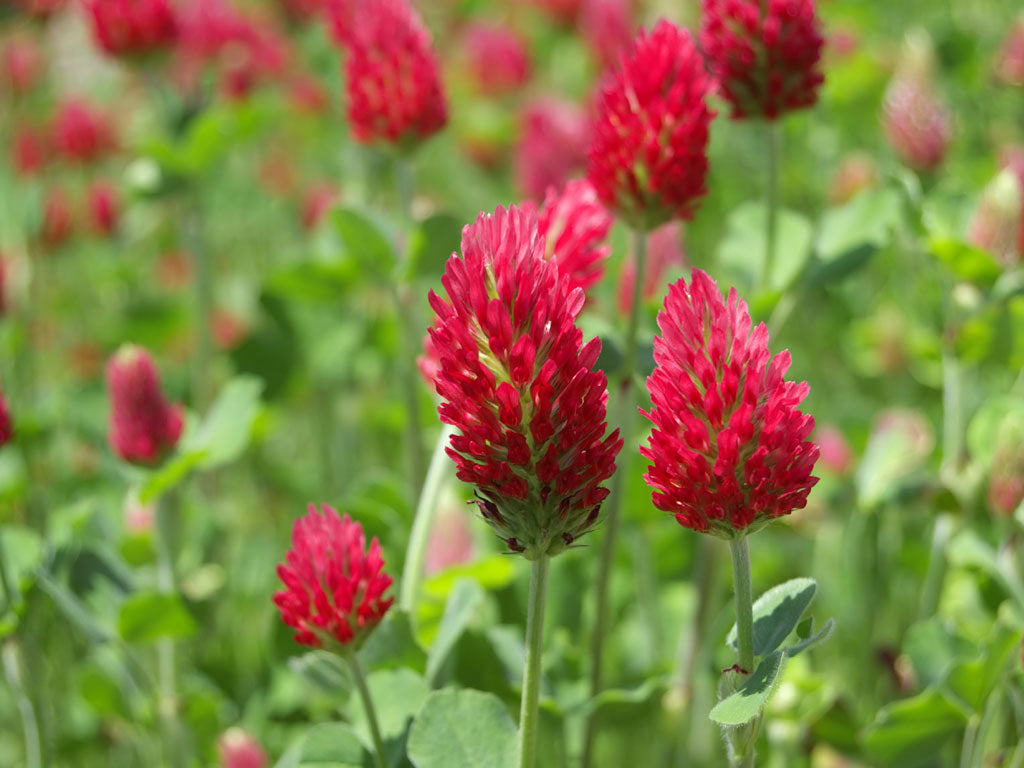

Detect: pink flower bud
[217,727,268,768]
[106,345,184,466]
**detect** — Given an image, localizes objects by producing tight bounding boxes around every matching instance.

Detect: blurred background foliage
[0,0,1023,766]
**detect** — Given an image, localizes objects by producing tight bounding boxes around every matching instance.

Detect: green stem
[346,651,386,768]
[581,228,647,768]
[400,424,456,613]
[762,120,780,292]
[155,496,185,768]
[729,538,755,675]
[518,556,550,768]
[941,348,965,484]
[918,514,953,620]
[185,205,214,411]
[2,641,41,768]
[393,159,426,502]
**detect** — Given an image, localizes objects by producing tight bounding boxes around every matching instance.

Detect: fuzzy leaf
[709,650,785,726]
[727,577,817,656]
[407,688,518,768]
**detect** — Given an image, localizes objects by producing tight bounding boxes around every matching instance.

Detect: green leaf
[784,617,835,657]
[928,237,1002,285]
[967,397,1024,470]
[118,591,197,644]
[425,578,485,685]
[709,650,785,726]
[332,207,397,281]
[288,650,350,696]
[360,610,427,674]
[946,622,1020,712]
[813,187,902,281]
[409,213,462,281]
[407,688,518,768]
[349,667,428,747]
[275,722,369,768]
[727,578,817,657]
[0,526,43,637]
[862,688,968,766]
[718,202,813,291]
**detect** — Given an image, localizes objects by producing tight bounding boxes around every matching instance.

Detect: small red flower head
[587,20,715,231]
[995,16,1024,87]
[882,32,952,173]
[217,728,268,768]
[534,178,614,299]
[641,269,819,537]
[461,22,531,96]
[344,0,447,149]
[12,124,48,177]
[700,0,825,120]
[300,183,340,231]
[273,504,394,648]
[2,35,43,97]
[51,99,117,165]
[106,345,184,466]
[0,378,12,447]
[515,98,590,200]
[87,180,120,237]
[428,205,623,559]
[84,0,179,60]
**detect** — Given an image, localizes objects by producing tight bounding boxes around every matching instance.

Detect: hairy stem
[762,120,781,292]
[155,495,185,768]
[518,556,550,768]
[346,651,386,768]
[729,538,755,675]
[2,641,41,768]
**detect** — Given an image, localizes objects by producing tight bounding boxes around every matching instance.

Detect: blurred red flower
[274,504,394,648]
[967,170,1022,267]
[515,97,589,200]
[40,187,74,249]
[581,0,633,71]
[87,180,119,237]
[300,183,340,230]
[700,0,825,120]
[461,22,531,96]
[217,728,268,768]
[534,178,613,300]
[106,345,184,466]
[1,34,43,97]
[84,0,179,59]
[995,16,1024,86]
[587,20,714,230]
[344,0,448,148]
[642,269,819,536]
[427,205,622,558]
[51,99,117,165]
[882,33,951,173]
[1001,146,1024,255]
[12,124,48,176]
[828,152,878,205]
[814,424,854,476]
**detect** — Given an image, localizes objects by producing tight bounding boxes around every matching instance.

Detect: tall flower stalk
[426,205,621,768]
[581,20,715,766]
[641,270,820,765]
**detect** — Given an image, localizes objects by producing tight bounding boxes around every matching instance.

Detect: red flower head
[84,0,179,60]
[427,205,623,559]
[2,35,43,97]
[618,221,687,315]
[532,178,613,299]
[882,31,952,173]
[461,22,531,96]
[587,20,715,231]
[641,269,819,537]
[273,504,394,648]
[300,183,340,230]
[40,187,74,250]
[344,0,447,149]
[12,124,48,177]
[106,345,184,466]
[87,180,120,237]
[217,728,268,768]
[515,98,590,200]
[0,378,12,447]
[700,0,825,120]
[995,16,1024,87]
[581,0,634,71]
[967,170,1022,268]
[51,99,117,165]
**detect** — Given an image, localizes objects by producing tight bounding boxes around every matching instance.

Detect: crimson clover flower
[641,269,819,537]
[273,504,394,648]
[106,345,184,466]
[700,0,825,120]
[427,205,623,559]
[587,20,715,231]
